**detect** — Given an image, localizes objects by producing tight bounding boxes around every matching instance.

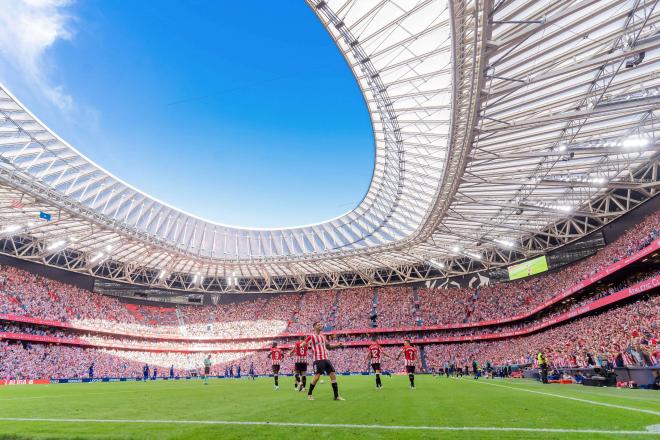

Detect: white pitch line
[464,379,660,416]
[0,418,658,436]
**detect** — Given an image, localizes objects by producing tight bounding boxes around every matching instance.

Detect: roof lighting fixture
[429,259,445,269]
[622,136,649,148]
[555,205,574,213]
[554,134,653,151]
[227,271,237,287]
[2,225,21,234]
[494,239,514,248]
[90,252,104,263]
[47,240,65,251]
[159,270,167,280]
[105,244,113,252]
[452,245,461,253]
[466,251,481,260]
[527,201,575,213]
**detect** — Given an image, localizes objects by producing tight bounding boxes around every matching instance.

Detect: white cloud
[0,0,75,111]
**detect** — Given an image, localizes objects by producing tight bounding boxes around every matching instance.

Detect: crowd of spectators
[125,304,178,327]
[2,289,657,379]
[0,267,136,325]
[179,294,296,338]
[334,287,375,330]
[0,267,646,353]
[0,343,144,379]
[417,210,659,326]
[375,286,416,328]
[286,290,337,333]
[424,293,660,370]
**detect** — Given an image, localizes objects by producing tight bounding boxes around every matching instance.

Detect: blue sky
[0,0,373,228]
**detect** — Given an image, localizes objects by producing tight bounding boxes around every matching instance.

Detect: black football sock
[302,376,307,388]
[409,374,415,387]
[274,375,279,386]
[375,373,381,387]
[294,374,299,387]
[308,382,315,395]
[331,380,339,399]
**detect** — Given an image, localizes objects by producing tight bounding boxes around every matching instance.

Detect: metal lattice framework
[0,0,658,293]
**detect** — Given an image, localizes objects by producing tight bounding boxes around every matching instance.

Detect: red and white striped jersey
[402,346,417,366]
[304,334,329,361]
[270,347,283,365]
[293,340,309,363]
[368,343,382,364]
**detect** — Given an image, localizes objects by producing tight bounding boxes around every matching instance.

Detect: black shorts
[294,362,308,373]
[371,363,381,372]
[313,359,335,375]
[406,365,416,374]
[204,366,210,375]
[272,365,280,375]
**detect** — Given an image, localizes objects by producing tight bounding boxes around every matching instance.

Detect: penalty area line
[0,418,658,435]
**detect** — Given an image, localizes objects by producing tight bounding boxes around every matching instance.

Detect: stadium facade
[0,0,658,294]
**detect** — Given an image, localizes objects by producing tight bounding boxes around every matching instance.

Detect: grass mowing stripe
[465,379,660,416]
[0,418,658,436]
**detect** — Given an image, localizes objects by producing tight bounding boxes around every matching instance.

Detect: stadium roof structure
[0,0,658,294]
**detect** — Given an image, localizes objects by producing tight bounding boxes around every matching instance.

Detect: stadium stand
[1,289,658,379]
[0,209,657,381]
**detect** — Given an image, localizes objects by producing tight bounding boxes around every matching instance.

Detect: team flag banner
[38,211,52,221]
[507,255,549,280]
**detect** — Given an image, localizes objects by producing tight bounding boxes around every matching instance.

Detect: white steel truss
[0,0,657,293]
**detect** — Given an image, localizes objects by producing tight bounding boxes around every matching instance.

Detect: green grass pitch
[0,376,658,439]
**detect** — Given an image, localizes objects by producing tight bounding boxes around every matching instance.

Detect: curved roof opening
[0,1,374,229]
[0,0,454,262]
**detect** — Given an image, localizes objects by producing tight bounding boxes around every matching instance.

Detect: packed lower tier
[1,289,657,380]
